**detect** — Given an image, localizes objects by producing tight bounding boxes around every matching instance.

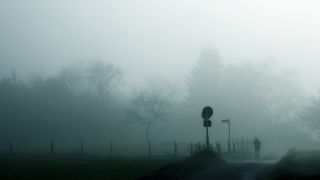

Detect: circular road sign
[202,106,213,120]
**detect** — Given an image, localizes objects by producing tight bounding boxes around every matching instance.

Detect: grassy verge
[269,149,320,180]
[0,155,176,180]
[141,150,225,179]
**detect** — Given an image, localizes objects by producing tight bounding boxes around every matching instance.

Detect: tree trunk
[146,125,150,144]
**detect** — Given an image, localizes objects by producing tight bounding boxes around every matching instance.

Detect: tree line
[0,48,318,151]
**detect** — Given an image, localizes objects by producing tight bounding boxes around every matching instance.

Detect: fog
[1,0,320,92]
[1,0,320,157]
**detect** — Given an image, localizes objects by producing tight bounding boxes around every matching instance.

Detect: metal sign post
[221,119,231,153]
[202,106,213,151]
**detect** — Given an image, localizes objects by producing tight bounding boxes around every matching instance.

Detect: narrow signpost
[221,119,231,152]
[202,106,213,151]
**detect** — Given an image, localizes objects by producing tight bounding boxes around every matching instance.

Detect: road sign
[202,106,213,120]
[221,119,230,123]
[203,119,212,127]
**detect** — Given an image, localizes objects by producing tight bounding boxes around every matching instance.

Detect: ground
[0,155,175,180]
[1,150,320,180]
[269,149,320,180]
[185,161,272,180]
[184,150,320,180]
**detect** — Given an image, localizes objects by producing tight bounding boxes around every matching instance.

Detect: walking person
[253,137,261,160]
[216,142,222,156]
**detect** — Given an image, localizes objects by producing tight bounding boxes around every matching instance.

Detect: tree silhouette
[86,61,122,103]
[127,87,170,144]
[185,48,303,138]
[300,91,320,137]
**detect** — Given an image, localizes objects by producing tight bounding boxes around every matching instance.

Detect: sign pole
[206,125,209,150]
[228,122,230,152]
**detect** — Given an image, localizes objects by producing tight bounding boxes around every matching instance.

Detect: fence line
[0,137,256,157]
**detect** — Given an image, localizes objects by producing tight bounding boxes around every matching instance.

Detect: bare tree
[127,89,170,144]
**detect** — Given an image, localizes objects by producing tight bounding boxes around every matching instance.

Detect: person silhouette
[253,137,261,160]
[216,142,222,156]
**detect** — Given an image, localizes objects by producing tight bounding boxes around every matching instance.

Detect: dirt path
[184,160,275,180]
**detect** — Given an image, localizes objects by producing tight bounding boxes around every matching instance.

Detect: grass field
[0,150,224,180]
[5,150,319,180]
[0,155,176,180]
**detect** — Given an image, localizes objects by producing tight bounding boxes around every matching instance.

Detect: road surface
[184,160,276,180]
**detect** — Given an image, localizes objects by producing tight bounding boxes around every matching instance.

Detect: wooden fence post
[9,140,14,155]
[109,140,113,157]
[50,138,54,154]
[174,141,177,158]
[80,137,84,154]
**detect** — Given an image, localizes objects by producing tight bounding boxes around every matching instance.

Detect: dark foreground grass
[0,155,176,180]
[141,150,225,179]
[270,149,320,180]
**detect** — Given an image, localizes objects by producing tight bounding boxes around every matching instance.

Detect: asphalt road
[184,160,276,180]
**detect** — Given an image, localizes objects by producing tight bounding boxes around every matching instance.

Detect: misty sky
[1,0,320,94]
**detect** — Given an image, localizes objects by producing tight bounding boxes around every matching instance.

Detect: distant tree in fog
[127,81,173,143]
[300,91,320,138]
[59,65,85,94]
[0,71,31,141]
[86,61,122,103]
[186,47,223,105]
[0,61,125,143]
[185,48,303,136]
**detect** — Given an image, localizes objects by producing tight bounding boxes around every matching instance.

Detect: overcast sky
[1,0,320,94]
